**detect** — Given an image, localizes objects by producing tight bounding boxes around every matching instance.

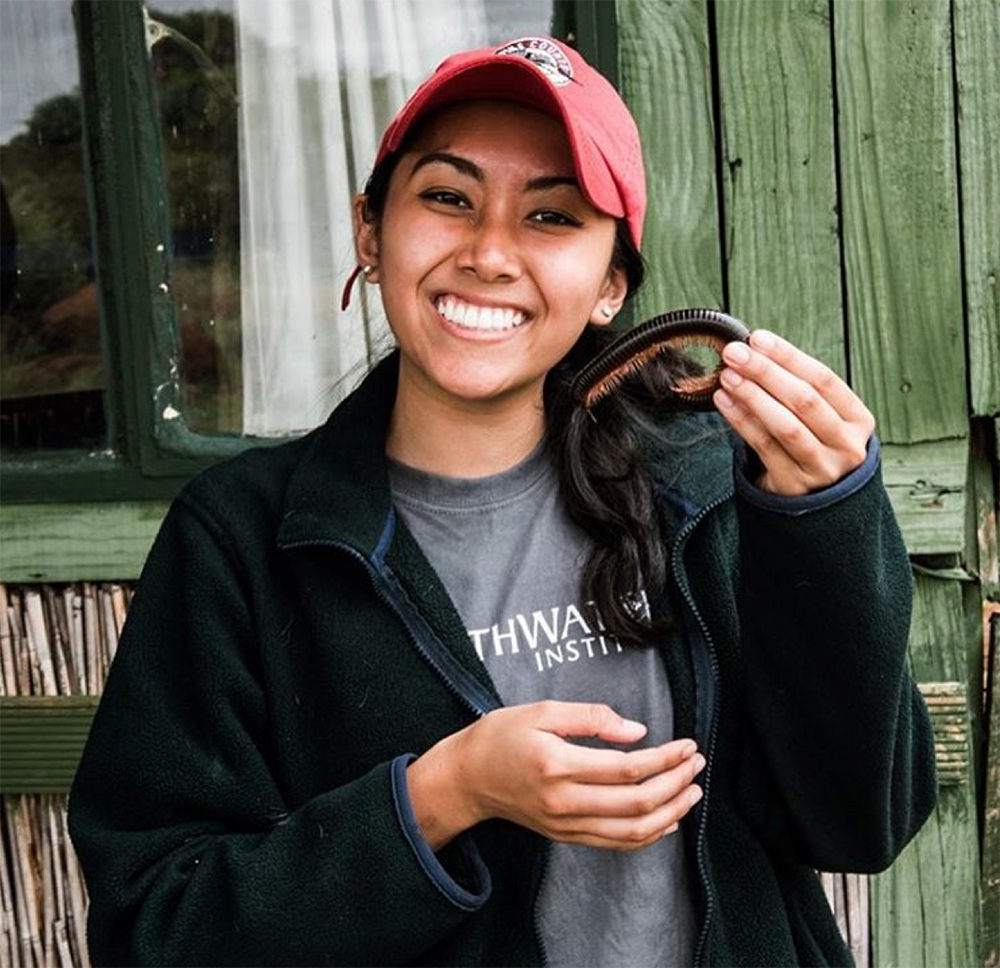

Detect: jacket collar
[276,353,400,555]
[275,351,736,554]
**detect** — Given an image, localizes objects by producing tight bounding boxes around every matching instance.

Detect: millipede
[571,308,751,411]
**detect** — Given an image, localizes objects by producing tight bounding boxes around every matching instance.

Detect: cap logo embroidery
[494,37,573,87]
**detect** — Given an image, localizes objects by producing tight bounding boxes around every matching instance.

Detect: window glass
[146,2,241,435]
[148,0,553,439]
[0,0,106,451]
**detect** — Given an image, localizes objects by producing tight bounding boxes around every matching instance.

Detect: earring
[340,263,377,311]
[600,306,614,319]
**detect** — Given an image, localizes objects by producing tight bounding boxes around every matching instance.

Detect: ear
[588,265,628,326]
[352,194,381,281]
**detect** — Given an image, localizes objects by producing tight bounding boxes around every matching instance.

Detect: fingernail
[723,342,751,364]
[720,368,742,388]
[693,754,706,773]
[689,786,704,806]
[752,330,775,350]
[681,741,698,757]
[714,389,734,409]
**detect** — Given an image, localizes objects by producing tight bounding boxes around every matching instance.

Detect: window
[1,0,603,503]
[147,0,558,440]
[0,0,105,452]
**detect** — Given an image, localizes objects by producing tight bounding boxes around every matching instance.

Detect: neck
[386,375,546,478]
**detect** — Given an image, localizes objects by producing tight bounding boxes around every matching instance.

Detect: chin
[439,371,536,407]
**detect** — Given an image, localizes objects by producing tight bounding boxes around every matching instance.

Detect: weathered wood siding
[617,1,998,965]
[718,0,844,374]
[955,0,1000,419]
[0,503,169,584]
[618,0,721,312]
[835,0,966,443]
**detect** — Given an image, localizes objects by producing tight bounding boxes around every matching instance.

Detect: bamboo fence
[0,582,131,968]
[822,871,870,968]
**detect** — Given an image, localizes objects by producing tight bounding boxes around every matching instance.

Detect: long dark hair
[361,138,694,647]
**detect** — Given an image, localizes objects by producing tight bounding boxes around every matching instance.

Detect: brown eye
[420,190,469,208]
[529,209,581,227]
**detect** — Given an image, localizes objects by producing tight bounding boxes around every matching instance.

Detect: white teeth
[436,297,526,331]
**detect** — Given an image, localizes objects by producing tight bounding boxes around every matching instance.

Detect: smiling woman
[67,34,937,968]
[355,100,626,473]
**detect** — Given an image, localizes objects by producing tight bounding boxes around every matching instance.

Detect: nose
[455,209,523,283]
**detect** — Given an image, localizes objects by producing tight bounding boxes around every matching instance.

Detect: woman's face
[356,99,626,415]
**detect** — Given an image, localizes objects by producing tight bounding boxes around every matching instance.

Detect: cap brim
[379,59,625,221]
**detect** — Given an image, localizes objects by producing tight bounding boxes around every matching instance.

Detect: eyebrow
[409,152,580,193]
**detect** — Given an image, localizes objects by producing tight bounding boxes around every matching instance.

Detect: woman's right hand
[406,701,705,852]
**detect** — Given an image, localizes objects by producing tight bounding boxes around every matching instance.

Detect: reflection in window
[147,2,241,435]
[149,0,553,438]
[0,0,106,451]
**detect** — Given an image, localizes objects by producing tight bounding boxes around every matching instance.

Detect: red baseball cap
[375,36,646,250]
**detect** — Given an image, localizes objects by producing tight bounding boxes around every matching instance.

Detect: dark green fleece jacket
[68,353,937,967]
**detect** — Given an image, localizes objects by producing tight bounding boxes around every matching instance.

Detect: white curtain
[235,0,488,437]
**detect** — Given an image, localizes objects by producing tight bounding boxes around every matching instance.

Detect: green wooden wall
[617,1,998,966]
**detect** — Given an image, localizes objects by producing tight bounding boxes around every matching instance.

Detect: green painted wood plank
[835,0,965,444]
[616,0,722,316]
[0,502,169,583]
[716,0,843,371]
[872,574,982,968]
[955,0,1000,418]
[881,438,968,556]
[0,696,99,794]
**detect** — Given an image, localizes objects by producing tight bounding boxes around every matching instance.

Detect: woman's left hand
[713,329,876,497]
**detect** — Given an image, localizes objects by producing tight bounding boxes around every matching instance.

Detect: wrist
[406,728,482,851]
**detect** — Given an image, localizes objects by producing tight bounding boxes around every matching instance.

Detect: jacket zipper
[280,536,495,719]
[532,843,551,968]
[669,489,732,968]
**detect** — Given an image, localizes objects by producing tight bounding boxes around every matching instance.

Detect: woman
[69,37,937,967]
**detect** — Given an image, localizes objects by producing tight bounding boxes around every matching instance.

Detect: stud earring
[601,306,614,319]
[362,264,376,276]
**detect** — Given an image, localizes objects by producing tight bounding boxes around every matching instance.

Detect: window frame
[0,0,617,506]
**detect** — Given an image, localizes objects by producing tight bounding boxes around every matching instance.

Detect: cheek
[538,245,613,311]
[379,212,459,284]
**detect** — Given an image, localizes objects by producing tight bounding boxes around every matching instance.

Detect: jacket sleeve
[68,490,489,968]
[729,438,938,873]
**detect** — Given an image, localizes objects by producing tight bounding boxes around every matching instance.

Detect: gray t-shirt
[389,444,696,968]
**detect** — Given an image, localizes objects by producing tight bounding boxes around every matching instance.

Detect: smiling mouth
[435,296,528,332]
